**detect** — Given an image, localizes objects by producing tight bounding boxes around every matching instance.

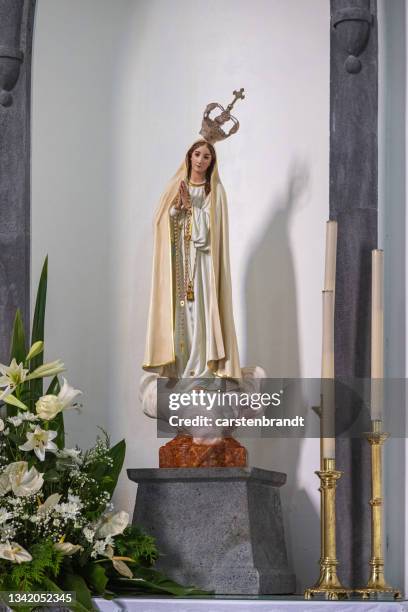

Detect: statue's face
[191,145,212,175]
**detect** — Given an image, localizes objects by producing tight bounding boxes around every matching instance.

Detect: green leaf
[42,575,93,612]
[84,438,126,508]
[30,256,48,401]
[3,394,28,411]
[0,591,10,611]
[90,463,107,481]
[50,411,65,449]
[104,439,126,497]
[45,375,60,395]
[43,469,60,482]
[31,256,48,349]
[60,573,94,610]
[10,309,26,364]
[108,565,210,596]
[83,563,109,595]
[5,431,20,444]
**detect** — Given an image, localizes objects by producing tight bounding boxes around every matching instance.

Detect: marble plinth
[159,435,247,467]
[127,467,295,595]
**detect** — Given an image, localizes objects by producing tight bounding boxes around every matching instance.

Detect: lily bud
[26,341,44,361]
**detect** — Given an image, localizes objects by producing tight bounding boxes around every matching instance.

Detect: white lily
[95,511,129,539]
[54,541,83,556]
[38,493,61,515]
[0,541,32,563]
[35,378,82,421]
[0,461,44,497]
[0,359,29,393]
[19,426,58,461]
[103,544,134,579]
[26,360,65,381]
[58,377,82,408]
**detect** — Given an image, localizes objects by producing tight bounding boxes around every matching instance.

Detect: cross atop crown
[227,88,245,111]
[199,88,245,145]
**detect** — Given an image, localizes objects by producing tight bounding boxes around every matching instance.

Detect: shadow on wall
[243,161,320,592]
[244,162,306,378]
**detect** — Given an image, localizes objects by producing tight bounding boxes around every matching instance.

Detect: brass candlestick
[355,420,401,599]
[305,457,352,600]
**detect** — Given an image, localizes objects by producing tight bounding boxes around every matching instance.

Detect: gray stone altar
[127,467,295,595]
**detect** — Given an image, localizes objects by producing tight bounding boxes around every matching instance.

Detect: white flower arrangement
[0,343,137,599]
[0,259,196,609]
[0,318,138,593]
[0,327,158,608]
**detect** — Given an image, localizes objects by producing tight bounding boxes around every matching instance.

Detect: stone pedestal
[127,467,295,595]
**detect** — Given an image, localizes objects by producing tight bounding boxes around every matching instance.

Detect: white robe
[170,183,214,380]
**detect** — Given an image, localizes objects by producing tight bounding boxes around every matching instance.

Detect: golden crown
[199,88,245,144]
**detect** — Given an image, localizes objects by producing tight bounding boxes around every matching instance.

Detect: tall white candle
[322,290,335,459]
[324,220,338,292]
[371,250,384,420]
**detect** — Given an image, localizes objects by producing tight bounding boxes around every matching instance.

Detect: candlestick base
[304,558,353,600]
[355,559,401,598]
[355,587,401,599]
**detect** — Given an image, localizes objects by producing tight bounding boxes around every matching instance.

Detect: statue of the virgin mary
[140,90,264,436]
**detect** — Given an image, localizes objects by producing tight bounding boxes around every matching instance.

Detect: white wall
[378,0,406,594]
[32,0,329,593]
[31,0,135,449]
